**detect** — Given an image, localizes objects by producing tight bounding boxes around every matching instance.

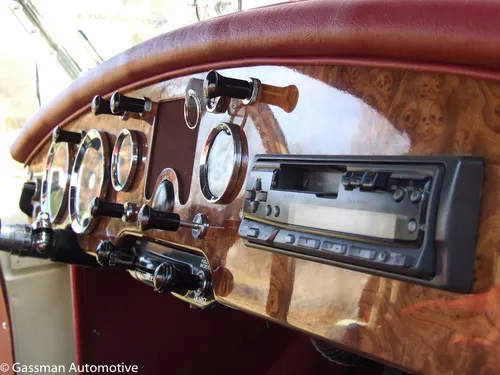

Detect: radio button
[247,228,260,238]
[377,251,389,262]
[271,170,279,189]
[274,206,281,217]
[407,219,418,233]
[322,242,347,254]
[393,188,405,202]
[253,178,262,191]
[361,172,377,188]
[285,234,296,244]
[348,246,377,260]
[256,191,268,202]
[388,253,412,267]
[410,189,422,203]
[245,190,256,200]
[349,172,364,188]
[342,172,353,189]
[361,172,389,190]
[298,237,320,249]
[250,200,260,213]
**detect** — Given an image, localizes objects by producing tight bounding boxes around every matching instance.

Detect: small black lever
[91,95,123,116]
[96,240,136,269]
[110,92,152,114]
[153,262,202,294]
[138,205,180,232]
[91,198,125,219]
[52,126,83,144]
[203,70,255,100]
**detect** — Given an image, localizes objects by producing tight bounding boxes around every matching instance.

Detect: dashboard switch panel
[239,154,484,293]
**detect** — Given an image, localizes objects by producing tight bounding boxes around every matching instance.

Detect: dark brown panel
[146,99,198,203]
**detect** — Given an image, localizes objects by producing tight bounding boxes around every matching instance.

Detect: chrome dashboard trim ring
[111,129,140,192]
[184,89,201,130]
[41,141,75,224]
[199,122,244,204]
[69,129,110,234]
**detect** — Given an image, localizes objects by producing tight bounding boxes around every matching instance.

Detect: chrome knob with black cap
[110,92,152,115]
[138,205,211,236]
[91,197,125,219]
[19,182,36,217]
[204,70,258,104]
[138,204,180,232]
[96,240,136,270]
[91,95,123,116]
[91,198,138,223]
[52,126,84,144]
[153,262,202,294]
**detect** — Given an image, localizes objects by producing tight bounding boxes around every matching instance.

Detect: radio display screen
[275,165,343,196]
[288,204,398,240]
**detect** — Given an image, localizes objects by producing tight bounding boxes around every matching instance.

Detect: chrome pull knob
[110,92,152,114]
[52,126,84,144]
[91,95,123,116]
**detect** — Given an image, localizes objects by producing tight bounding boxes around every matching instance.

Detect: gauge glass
[70,130,109,233]
[206,130,235,198]
[117,135,132,186]
[199,122,244,204]
[44,142,69,221]
[111,129,140,191]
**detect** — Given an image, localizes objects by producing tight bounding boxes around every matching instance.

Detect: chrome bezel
[69,129,110,234]
[41,141,74,223]
[199,122,244,204]
[111,129,140,192]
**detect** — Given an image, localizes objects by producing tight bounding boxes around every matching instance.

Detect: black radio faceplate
[238,155,484,293]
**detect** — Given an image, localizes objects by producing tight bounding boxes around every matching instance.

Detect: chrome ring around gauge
[69,129,110,234]
[184,89,202,130]
[41,141,74,223]
[199,122,245,204]
[111,129,140,192]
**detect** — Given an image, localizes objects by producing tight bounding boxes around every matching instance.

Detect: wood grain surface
[26,65,500,374]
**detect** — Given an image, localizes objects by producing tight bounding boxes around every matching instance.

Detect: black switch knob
[203,70,255,100]
[91,198,125,219]
[110,92,152,114]
[153,262,202,294]
[52,126,83,144]
[138,205,180,232]
[91,95,123,116]
[96,240,136,269]
[19,182,36,217]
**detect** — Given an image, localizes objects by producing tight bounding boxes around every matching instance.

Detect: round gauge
[41,142,74,223]
[111,129,141,191]
[69,129,110,234]
[199,122,246,204]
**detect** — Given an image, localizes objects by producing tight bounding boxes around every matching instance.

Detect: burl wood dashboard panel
[27,65,500,374]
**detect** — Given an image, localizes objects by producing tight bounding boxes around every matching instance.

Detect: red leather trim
[12,0,500,163]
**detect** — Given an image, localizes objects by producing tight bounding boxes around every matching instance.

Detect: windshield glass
[23,0,288,73]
